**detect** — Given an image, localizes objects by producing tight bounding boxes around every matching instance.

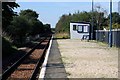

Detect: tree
[94,4,108,30]
[44,24,51,33]
[19,9,44,36]
[29,20,44,36]
[19,9,39,20]
[108,12,120,24]
[55,10,108,36]
[8,16,29,44]
[2,2,19,31]
[106,12,120,29]
[56,14,71,33]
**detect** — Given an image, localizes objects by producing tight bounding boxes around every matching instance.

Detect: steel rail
[29,36,51,80]
[2,37,47,80]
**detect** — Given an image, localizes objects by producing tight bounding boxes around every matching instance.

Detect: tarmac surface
[44,38,68,79]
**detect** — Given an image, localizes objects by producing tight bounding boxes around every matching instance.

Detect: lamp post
[109,0,112,47]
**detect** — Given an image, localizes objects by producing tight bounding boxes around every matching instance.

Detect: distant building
[70,22,91,39]
[118,1,120,15]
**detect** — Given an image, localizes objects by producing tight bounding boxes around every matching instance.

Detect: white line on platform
[38,36,53,80]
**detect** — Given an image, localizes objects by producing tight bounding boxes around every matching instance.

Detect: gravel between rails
[57,39,118,78]
[3,43,37,73]
[7,40,49,80]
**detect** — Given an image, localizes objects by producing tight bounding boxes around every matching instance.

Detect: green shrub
[2,37,17,57]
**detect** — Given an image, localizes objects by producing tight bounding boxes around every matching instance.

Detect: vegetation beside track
[2,37,18,57]
[2,2,52,57]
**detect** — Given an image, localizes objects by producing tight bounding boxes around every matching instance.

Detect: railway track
[2,35,52,80]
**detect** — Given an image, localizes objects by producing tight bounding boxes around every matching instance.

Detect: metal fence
[95,29,120,47]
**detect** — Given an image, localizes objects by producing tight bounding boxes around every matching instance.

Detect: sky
[14,2,119,28]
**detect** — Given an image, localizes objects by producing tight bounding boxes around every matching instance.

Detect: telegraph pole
[91,0,94,40]
[109,0,112,47]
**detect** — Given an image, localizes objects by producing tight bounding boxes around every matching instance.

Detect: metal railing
[95,29,120,47]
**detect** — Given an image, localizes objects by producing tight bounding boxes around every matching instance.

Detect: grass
[89,40,119,50]
[55,33,70,39]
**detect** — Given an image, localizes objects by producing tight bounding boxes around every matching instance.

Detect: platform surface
[44,38,68,79]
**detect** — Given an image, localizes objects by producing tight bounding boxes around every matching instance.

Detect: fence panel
[95,30,120,47]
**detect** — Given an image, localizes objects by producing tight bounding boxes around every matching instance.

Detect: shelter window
[84,26,88,32]
[73,25,77,30]
[78,25,83,32]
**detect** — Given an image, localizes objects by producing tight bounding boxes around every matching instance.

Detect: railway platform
[39,38,68,79]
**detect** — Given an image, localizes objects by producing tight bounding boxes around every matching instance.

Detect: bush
[2,37,17,57]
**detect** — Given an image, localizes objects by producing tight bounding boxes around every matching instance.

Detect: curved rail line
[2,35,52,80]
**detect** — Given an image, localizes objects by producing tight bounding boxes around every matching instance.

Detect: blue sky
[14,2,118,28]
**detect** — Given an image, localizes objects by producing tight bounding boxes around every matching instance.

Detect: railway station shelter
[70,22,91,40]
